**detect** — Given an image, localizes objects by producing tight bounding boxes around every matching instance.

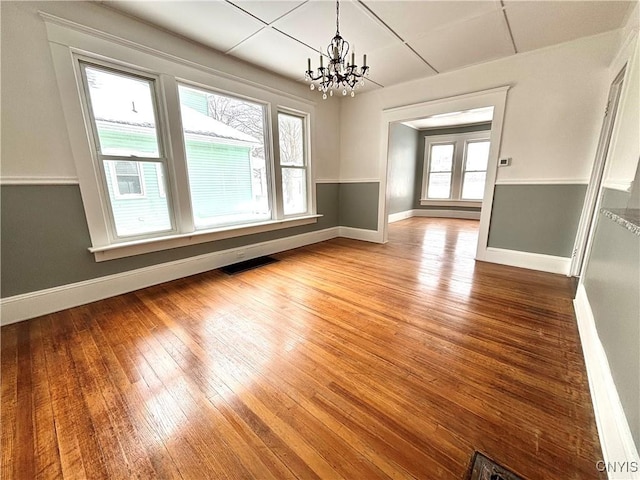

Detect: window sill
[419,199,482,207]
[90,214,321,262]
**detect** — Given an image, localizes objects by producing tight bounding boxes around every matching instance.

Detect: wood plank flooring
[1,218,604,479]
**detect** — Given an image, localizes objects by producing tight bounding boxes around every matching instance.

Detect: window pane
[429,144,454,172]
[278,114,304,166]
[103,161,172,236]
[427,172,451,199]
[462,171,486,200]
[84,65,161,157]
[282,168,307,215]
[466,141,490,171]
[178,85,270,229]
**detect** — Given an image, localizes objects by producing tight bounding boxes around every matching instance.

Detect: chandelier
[305,0,369,99]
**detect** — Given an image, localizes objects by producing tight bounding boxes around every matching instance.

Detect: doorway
[378,86,510,262]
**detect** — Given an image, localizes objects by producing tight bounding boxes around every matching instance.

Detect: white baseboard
[388,210,414,223]
[338,226,384,243]
[413,209,481,220]
[574,285,640,479]
[0,227,340,326]
[388,209,480,223]
[479,247,571,275]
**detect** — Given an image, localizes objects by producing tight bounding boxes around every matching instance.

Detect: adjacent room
[1,1,639,479]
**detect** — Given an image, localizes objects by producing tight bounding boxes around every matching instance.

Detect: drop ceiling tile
[229,0,306,24]
[107,1,266,52]
[362,0,501,41]
[504,1,634,52]
[273,0,397,56]
[410,11,514,73]
[230,27,317,80]
[366,43,436,87]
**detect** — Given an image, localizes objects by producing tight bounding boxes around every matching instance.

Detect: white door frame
[569,66,626,277]
[378,86,510,261]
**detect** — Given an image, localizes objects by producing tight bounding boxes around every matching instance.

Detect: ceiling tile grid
[103,0,636,91]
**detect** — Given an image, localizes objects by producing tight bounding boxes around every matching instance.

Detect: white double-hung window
[47,20,317,261]
[80,63,174,238]
[421,131,491,205]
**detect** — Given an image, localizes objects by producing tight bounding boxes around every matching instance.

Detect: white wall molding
[603,180,633,192]
[494,178,590,185]
[574,285,640,479]
[0,176,80,185]
[0,227,339,326]
[388,210,414,224]
[479,247,571,275]
[414,209,481,220]
[336,178,381,184]
[315,179,340,184]
[338,227,384,243]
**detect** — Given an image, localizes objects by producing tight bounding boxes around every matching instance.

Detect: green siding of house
[97,125,254,235]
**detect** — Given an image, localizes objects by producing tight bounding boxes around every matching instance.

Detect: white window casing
[44,13,318,261]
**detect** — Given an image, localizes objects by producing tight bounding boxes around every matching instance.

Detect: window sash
[277,111,309,217]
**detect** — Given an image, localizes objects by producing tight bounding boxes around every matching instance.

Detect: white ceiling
[103,0,634,92]
[402,106,495,129]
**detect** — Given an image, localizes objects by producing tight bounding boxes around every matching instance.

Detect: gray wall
[1,183,339,297]
[488,184,587,257]
[583,187,640,449]
[387,123,419,215]
[338,182,379,231]
[415,123,491,212]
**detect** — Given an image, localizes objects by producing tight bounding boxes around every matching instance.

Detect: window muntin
[278,113,308,216]
[461,140,490,200]
[177,85,271,229]
[80,62,174,239]
[426,143,454,199]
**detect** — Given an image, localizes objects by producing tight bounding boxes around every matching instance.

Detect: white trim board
[388,209,480,223]
[574,285,640,479]
[0,176,80,185]
[480,247,571,275]
[338,226,384,243]
[413,209,480,220]
[494,179,590,185]
[0,227,340,326]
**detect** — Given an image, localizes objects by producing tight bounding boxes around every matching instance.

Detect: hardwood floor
[1,218,604,479]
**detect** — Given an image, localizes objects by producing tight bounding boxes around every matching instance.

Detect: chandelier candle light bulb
[305,0,369,99]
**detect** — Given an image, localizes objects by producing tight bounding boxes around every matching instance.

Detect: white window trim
[44,14,318,261]
[277,109,312,218]
[420,131,490,205]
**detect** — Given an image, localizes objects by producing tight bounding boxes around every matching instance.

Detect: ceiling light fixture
[305,0,369,99]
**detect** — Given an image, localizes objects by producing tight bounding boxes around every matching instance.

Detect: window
[177,85,270,229]
[110,161,144,198]
[421,131,490,204]
[278,113,308,216]
[80,63,173,238]
[461,140,490,200]
[65,51,316,260]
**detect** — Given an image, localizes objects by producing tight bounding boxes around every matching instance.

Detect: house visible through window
[422,131,490,203]
[278,112,308,216]
[73,56,314,253]
[81,63,173,238]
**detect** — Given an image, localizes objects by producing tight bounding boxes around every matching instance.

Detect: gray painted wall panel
[338,182,379,231]
[583,206,640,448]
[387,124,419,215]
[488,184,587,257]
[1,183,339,297]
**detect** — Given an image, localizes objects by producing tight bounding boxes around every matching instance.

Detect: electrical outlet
[236,250,246,259]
